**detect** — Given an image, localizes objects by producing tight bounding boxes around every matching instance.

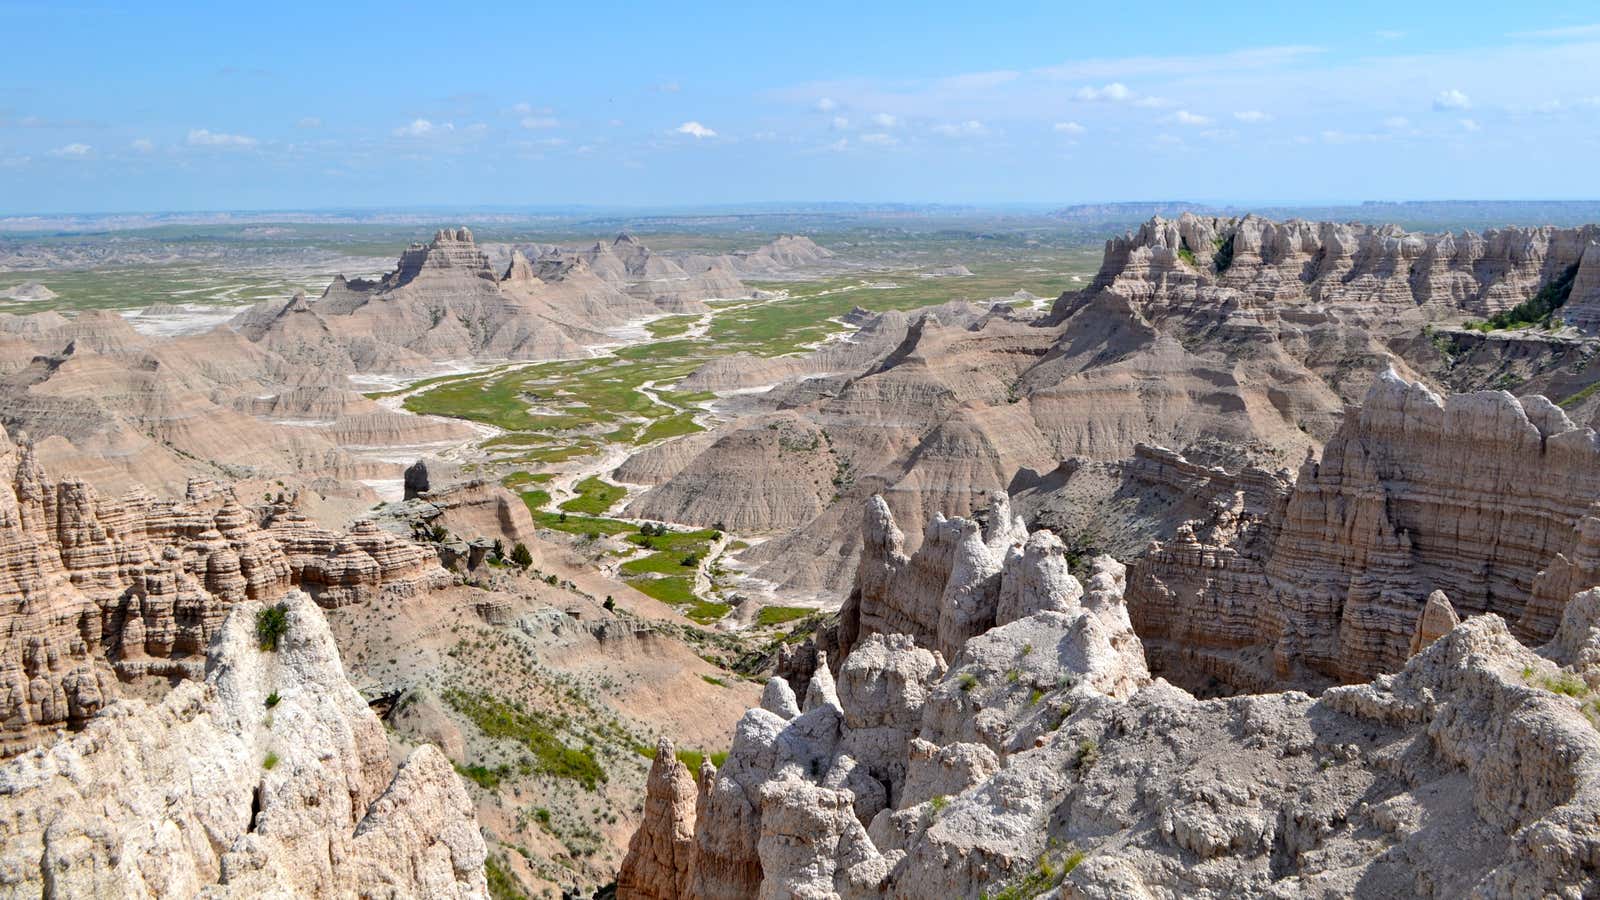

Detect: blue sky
[4,0,1600,213]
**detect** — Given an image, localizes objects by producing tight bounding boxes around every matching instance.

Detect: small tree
[603,596,616,612]
[510,542,533,569]
[429,524,448,543]
[492,538,505,561]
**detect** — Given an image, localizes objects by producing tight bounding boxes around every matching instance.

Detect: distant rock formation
[619,492,1600,898]
[1128,371,1600,692]
[0,282,56,302]
[1084,212,1600,330]
[0,591,488,897]
[640,214,1600,601]
[0,428,445,755]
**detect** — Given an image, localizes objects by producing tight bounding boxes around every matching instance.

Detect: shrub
[262,751,280,770]
[256,604,288,652]
[265,691,280,708]
[928,794,949,815]
[958,672,979,692]
[510,543,533,569]
[1486,262,1580,330]
[1074,738,1099,771]
[603,596,616,612]
[429,524,448,542]
[1212,233,1236,273]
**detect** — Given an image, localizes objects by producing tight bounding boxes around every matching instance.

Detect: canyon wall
[1129,371,1600,691]
[0,428,445,755]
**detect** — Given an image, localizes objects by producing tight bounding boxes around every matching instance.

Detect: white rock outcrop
[0,590,487,898]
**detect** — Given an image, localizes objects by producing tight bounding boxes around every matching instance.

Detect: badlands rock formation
[0,427,445,755]
[0,306,472,495]
[618,493,1600,898]
[633,214,1600,599]
[1129,371,1600,692]
[0,590,488,898]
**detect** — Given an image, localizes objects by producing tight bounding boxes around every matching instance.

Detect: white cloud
[50,143,91,157]
[130,138,155,152]
[1375,29,1406,40]
[825,138,849,151]
[1132,95,1174,109]
[815,97,838,112]
[1172,110,1213,126]
[1459,118,1481,131]
[520,116,559,129]
[831,116,850,130]
[1075,82,1132,102]
[1433,89,1471,110]
[1232,110,1271,123]
[1383,115,1411,129]
[931,120,987,137]
[871,113,898,128]
[861,132,897,145]
[296,116,322,129]
[393,119,451,138]
[1052,121,1085,134]
[675,121,717,138]
[186,128,258,147]
[511,102,553,116]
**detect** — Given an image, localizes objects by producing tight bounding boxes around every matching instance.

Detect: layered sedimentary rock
[1128,371,1600,691]
[1089,212,1600,328]
[620,494,1600,898]
[0,591,488,898]
[637,215,1600,600]
[0,430,445,754]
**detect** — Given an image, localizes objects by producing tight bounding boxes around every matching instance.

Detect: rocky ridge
[1128,371,1600,693]
[0,590,488,898]
[617,492,1600,898]
[0,427,446,755]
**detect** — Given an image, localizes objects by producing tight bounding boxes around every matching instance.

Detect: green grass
[621,550,699,576]
[631,575,699,605]
[1559,381,1600,409]
[755,605,814,627]
[485,855,529,900]
[701,674,728,687]
[442,689,608,791]
[532,511,635,536]
[630,576,731,623]
[634,744,729,772]
[517,489,551,512]
[645,314,701,338]
[455,762,507,790]
[559,476,627,515]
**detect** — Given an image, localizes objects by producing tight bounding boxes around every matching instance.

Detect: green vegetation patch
[559,476,627,515]
[442,689,608,791]
[1485,263,1580,330]
[755,605,815,627]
